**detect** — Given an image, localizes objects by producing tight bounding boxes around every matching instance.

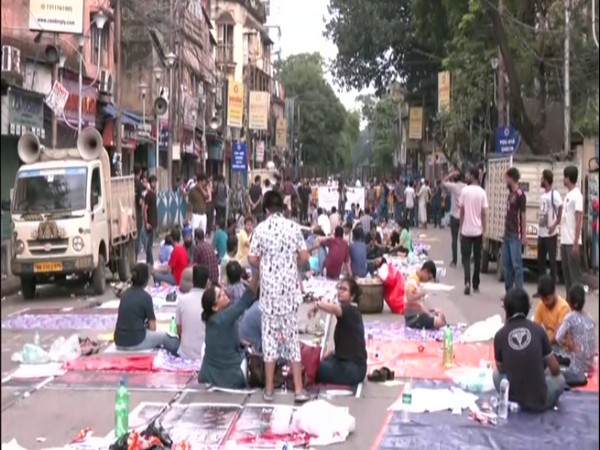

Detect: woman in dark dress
[309,277,367,385]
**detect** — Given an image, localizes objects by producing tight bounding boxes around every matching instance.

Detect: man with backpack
[537,169,563,288]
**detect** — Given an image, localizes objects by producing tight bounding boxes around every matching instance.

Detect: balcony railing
[216,44,234,66]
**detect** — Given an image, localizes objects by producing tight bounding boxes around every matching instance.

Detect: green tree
[336,111,361,169]
[357,94,398,169]
[276,53,352,168]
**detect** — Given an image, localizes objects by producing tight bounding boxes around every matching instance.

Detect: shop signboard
[28,0,84,34]
[231,141,247,172]
[1,87,45,138]
[60,79,97,128]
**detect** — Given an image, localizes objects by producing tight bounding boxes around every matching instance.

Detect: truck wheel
[21,276,36,300]
[117,242,132,282]
[92,254,107,295]
[496,247,505,282]
[481,250,490,274]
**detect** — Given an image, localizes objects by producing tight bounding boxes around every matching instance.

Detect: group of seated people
[493,279,595,412]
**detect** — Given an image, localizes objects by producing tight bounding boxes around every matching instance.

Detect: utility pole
[166,0,176,188]
[564,0,572,154]
[497,0,506,128]
[115,0,123,157]
[51,34,59,148]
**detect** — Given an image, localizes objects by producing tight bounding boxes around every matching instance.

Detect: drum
[357,277,384,314]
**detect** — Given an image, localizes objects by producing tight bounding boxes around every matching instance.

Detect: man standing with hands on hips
[560,166,584,293]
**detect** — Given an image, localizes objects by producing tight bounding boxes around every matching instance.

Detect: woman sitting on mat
[308,277,367,386]
[555,284,596,375]
[114,263,177,352]
[198,270,259,389]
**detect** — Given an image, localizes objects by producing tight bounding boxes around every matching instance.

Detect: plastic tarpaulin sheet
[63,354,155,371]
[375,390,599,450]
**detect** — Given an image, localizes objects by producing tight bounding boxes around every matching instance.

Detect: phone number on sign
[40,3,74,12]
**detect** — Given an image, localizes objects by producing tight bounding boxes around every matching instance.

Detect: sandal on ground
[263,390,274,402]
[367,369,386,383]
[294,391,310,403]
[381,366,395,381]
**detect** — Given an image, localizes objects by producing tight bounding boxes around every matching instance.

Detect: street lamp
[165,51,176,187]
[165,52,176,68]
[139,81,148,128]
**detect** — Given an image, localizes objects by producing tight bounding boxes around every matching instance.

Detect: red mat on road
[367,339,598,392]
[63,354,155,372]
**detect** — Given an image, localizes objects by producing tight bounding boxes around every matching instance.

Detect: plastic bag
[447,367,495,394]
[293,400,355,446]
[49,334,81,362]
[21,343,50,365]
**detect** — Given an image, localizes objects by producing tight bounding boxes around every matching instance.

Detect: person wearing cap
[533,275,570,345]
[167,265,210,359]
[182,225,195,264]
[404,260,446,330]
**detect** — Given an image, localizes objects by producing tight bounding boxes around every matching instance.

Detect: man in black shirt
[493,287,565,412]
[134,166,144,259]
[248,175,263,222]
[144,175,158,265]
[364,222,383,259]
[298,180,311,225]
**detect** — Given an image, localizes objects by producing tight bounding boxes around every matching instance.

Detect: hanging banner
[248,91,270,130]
[317,186,365,211]
[275,118,287,148]
[227,80,243,128]
[28,0,85,34]
[438,71,451,112]
[255,140,265,163]
[408,107,423,140]
[231,141,247,172]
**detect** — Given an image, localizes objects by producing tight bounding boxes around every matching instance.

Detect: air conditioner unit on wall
[1,45,22,75]
[99,70,113,95]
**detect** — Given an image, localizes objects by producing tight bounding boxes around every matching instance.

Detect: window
[90,18,109,68]
[217,24,234,64]
[90,167,102,208]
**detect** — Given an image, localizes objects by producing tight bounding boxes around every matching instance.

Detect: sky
[266,0,372,112]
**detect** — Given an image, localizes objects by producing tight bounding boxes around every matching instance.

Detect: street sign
[231,141,247,172]
[45,81,69,116]
[495,126,520,154]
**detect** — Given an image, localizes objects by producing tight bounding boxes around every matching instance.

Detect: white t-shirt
[318,214,331,235]
[458,185,489,237]
[560,187,583,245]
[405,187,416,209]
[538,188,563,238]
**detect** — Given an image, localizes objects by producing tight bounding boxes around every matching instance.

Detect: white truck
[481,154,581,281]
[10,128,137,299]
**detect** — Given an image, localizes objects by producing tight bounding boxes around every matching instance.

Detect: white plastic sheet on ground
[387,387,479,413]
[293,399,356,446]
[460,314,503,343]
[446,367,495,394]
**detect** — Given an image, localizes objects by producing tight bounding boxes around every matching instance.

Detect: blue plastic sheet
[378,384,599,450]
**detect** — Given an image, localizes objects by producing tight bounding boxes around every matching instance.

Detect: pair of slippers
[368,367,395,382]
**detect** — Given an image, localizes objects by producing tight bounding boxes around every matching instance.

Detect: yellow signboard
[409,107,423,140]
[438,71,451,112]
[275,118,287,148]
[227,80,244,128]
[248,91,270,130]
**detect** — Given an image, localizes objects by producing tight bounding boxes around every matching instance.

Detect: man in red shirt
[319,226,352,279]
[193,228,220,285]
[153,227,188,286]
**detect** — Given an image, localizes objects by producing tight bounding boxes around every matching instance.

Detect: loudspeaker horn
[17,133,43,164]
[76,127,104,160]
[44,45,60,65]
[153,97,168,116]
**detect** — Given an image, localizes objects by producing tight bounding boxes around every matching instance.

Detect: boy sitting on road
[534,275,571,345]
[404,260,446,330]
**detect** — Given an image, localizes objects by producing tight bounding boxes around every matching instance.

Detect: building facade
[1,0,115,235]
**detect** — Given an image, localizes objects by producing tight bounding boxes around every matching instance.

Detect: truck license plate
[34,262,63,273]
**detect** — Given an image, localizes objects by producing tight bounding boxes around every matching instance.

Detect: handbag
[245,346,308,389]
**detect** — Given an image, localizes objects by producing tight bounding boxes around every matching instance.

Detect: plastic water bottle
[400,378,413,423]
[498,376,510,420]
[114,377,130,439]
[169,316,178,336]
[33,331,41,347]
[443,326,453,368]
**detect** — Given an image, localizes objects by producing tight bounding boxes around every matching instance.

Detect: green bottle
[443,326,453,368]
[114,377,129,439]
[169,316,178,336]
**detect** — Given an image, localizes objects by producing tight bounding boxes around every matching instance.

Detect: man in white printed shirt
[560,165,584,292]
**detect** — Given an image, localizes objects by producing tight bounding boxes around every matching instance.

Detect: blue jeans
[154,271,176,285]
[502,235,524,292]
[493,370,565,411]
[146,228,155,266]
[317,356,366,386]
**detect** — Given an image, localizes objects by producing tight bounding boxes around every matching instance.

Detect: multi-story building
[1,0,114,233]
[212,0,283,180]
[120,0,217,180]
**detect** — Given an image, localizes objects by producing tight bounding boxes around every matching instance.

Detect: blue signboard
[495,126,520,154]
[231,141,247,172]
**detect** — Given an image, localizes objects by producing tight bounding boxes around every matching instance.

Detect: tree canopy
[326,0,599,160]
[276,53,359,169]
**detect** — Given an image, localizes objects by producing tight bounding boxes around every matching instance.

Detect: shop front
[100,105,143,175]
[0,84,45,241]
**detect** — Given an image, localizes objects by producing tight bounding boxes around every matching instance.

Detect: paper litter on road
[460,314,504,343]
[422,282,455,292]
[11,363,66,379]
[388,387,478,413]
